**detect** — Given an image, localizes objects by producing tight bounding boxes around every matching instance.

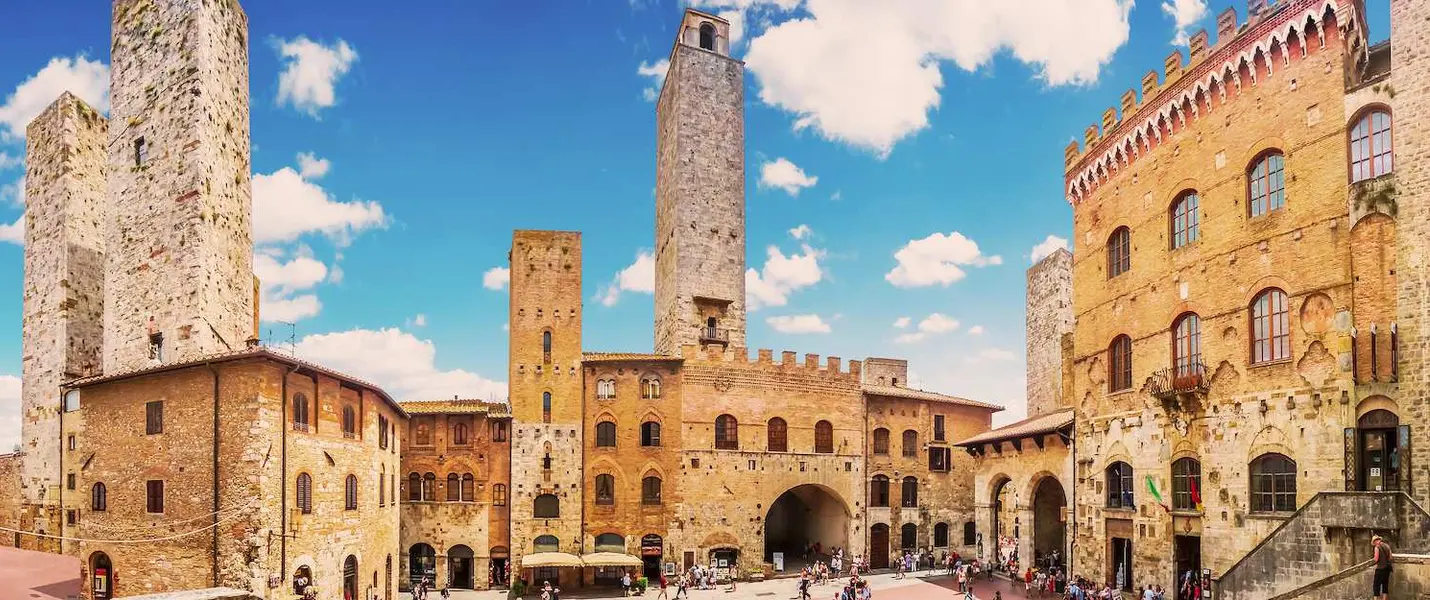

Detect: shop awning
[581,552,645,567]
[521,552,585,568]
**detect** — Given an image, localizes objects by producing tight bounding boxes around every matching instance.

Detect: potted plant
[635,576,650,594]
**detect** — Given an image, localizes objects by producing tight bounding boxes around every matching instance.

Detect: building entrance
[1356,409,1403,491]
[448,545,474,589]
[763,484,850,572]
[1031,477,1066,569]
[1173,535,1201,600]
[869,524,889,569]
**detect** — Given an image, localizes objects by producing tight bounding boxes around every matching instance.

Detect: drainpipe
[208,362,220,588]
[57,388,65,554]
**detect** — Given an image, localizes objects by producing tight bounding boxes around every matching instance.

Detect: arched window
[447,473,461,501]
[595,474,615,505]
[345,474,358,510]
[596,421,617,447]
[767,417,787,452]
[297,473,313,514]
[642,378,662,399]
[715,414,738,450]
[542,392,552,423]
[901,476,919,507]
[422,473,436,502]
[870,475,890,507]
[901,523,917,550]
[534,493,560,518]
[1350,109,1393,182]
[533,535,559,553]
[453,422,469,446]
[342,406,357,438]
[1251,453,1297,512]
[493,484,507,506]
[1170,191,1200,248]
[462,473,474,502]
[642,475,663,505]
[1108,227,1131,278]
[1173,313,1202,377]
[815,420,834,453]
[1248,152,1286,216]
[934,522,950,547]
[699,23,716,51]
[91,482,107,512]
[292,393,309,432]
[408,472,421,501]
[1251,288,1290,364]
[595,533,625,553]
[597,379,616,400]
[641,421,662,447]
[872,428,889,455]
[902,430,918,458]
[542,331,552,361]
[1172,457,1202,511]
[1109,335,1133,392]
[408,545,436,587]
[963,521,977,546]
[415,421,431,446]
[1106,462,1134,509]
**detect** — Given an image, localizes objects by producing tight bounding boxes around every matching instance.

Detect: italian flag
[1146,476,1170,513]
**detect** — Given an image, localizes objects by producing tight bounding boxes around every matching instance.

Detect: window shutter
[1400,424,1412,494]
[1344,428,1357,491]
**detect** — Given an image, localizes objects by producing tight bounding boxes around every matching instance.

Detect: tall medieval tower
[18,94,109,537]
[653,10,746,355]
[1025,249,1073,418]
[508,231,586,562]
[103,0,254,373]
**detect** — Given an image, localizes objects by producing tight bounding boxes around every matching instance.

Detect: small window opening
[699,23,716,51]
[149,332,164,362]
[134,137,148,166]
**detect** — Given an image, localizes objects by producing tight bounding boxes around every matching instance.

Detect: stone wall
[1272,554,1430,600]
[1026,249,1073,419]
[971,438,1073,570]
[20,93,108,539]
[104,0,254,373]
[862,358,907,387]
[0,452,20,546]
[653,11,746,356]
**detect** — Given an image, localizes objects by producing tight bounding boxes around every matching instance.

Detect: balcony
[700,327,730,345]
[1149,362,1209,410]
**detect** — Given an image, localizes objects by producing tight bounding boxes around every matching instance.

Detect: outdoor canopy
[579,552,645,567]
[521,552,585,568]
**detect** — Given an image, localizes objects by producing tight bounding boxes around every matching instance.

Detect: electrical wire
[0,499,257,544]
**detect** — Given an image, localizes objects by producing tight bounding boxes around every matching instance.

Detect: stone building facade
[398,400,512,590]
[1058,0,1413,596]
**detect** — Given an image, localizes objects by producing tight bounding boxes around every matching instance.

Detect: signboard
[642,534,663,556]
[773,552,784,572]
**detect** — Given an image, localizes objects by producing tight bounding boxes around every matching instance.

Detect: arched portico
[763,484,853,572]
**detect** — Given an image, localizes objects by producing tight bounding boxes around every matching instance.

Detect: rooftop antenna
[267,321,296,356]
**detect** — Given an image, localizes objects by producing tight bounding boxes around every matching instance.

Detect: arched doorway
[1358,408,1402,491]
[293,565,314,595]
[449,545,475,589]
[343,555,358,600]
[1031,476,1067,570]
[991,477,1016,563]
[640,534,664,580]
[90,552,113,600]
[409,543,436,586]
[869,524,889,570]
[763,484,850,572]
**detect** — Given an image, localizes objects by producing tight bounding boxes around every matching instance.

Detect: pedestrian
[1373,534,1393,600]
[623,570,633,597]
[957,562,967,593]
[441,587,451,600]
[658,571,670,600]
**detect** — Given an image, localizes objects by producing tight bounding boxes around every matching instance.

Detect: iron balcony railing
[701,327,730,343]
[1149,361,1209,400]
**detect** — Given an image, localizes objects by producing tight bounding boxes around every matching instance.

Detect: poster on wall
[773,552,784,572]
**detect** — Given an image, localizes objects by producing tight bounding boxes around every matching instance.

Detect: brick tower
[507,231,586,567]
[653,9,747,355]
[103,0,254,373]
[1025,249,1073,418]
[17,94,108,546]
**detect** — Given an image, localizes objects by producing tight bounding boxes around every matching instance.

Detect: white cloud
[0,152,20,170]
[0,375,20,452]
[1029,234,1070,264]
[483,266,510,291]
[886,231,1001,288]
[296,152,331,179]
[0,55,109,141]
[722,10,746,47]
[409,314,427,328]
[295,327,506,402]
[1162,0,1209,46]
[2,176,23,208]
[746,244,823,310]
[893,312,960,344]
[966,348,1017,364]
[767,314,831,334]
[638,59,670,102]
[274,37,358,117]
[0,214,24,246]
[893,316,911,329]
[788,224,812,240]
[252,155,388,245]
[967,325,985,336]
[597,250,656,306]
[726,0,1133,155]
[254,250,328,322]
[758,157,818,196]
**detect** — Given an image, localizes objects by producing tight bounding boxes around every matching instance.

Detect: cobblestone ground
[404,571,1030,600]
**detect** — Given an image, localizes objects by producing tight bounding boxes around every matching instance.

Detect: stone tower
[507,230,585,563]
[1025,249,1073,418]
[103,0,254,373]
[653,9,747,355]
[1393,0,1430,502]
[18,94,108,533]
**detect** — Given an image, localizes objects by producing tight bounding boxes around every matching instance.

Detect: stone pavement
[402,571,1029,600]
[0,545,82,600]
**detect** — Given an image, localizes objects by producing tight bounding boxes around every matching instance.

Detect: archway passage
[991,477,1016,563]
[763,484,850,573]
[1032,477,1067,570]
[449,545,475,589]
[90,552,113,600]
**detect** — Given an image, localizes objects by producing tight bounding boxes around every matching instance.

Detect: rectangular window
[145,401,164,435]
[67,509,77,525]
[929,447,951,472]
[134,137,148,166]
[67,473,76,490]
[933,415,946,442]
[492,421,508,442]
[379,415,389,449]
[146,480,165,514]
[148,332,164,362]
[67,435,76,451]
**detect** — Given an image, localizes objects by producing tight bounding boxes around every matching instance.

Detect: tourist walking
[1373,535,1393,600]
[658,572,670,600]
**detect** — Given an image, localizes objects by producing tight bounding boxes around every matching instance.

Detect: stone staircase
[1215,492,1430,600]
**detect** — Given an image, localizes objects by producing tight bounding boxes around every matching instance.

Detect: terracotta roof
[400,399,511,416]
[954,408,1075,447]
[582,352,683,362]
[62,346,409,418]
[861,384,1003,411]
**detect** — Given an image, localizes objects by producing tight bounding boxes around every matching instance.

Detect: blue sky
[0,0,1391,448]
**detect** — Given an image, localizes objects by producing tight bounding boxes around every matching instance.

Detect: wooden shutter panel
[1344,428,1357,491]
[1399,424,1411,494]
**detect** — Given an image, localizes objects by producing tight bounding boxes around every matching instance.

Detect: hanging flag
[1146,475,1170,512]
[1189,476,1203,511]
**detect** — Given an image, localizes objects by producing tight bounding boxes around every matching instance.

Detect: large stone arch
[761,483,853,567]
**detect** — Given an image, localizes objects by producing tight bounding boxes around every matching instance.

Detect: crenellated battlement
[1062,0,1366,205]
[678,344,863,381]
